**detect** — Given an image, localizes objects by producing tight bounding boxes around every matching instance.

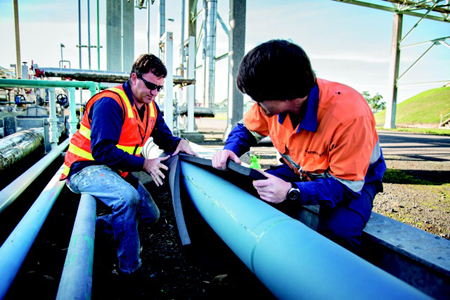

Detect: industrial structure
[1,0,450,299]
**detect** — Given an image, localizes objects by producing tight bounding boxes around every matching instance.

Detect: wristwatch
[287,182,301,201]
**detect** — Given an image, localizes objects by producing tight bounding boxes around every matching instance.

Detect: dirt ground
[1,123,449,299]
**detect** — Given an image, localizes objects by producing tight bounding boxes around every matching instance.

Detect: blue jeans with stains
[66,165,160,274]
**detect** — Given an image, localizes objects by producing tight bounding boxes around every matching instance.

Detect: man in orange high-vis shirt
[212,40,386,253]
[62,54,196,287]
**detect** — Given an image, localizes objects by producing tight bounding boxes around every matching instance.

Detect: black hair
[236,39,316,101]
[130,54,168,78]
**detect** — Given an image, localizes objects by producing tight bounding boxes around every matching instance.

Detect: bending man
[212,40,386,252]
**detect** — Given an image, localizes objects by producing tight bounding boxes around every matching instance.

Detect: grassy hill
[374,86,450,126]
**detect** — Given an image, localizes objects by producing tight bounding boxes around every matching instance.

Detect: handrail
[440,109,450,127]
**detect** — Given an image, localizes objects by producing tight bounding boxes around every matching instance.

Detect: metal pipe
[0,78,98,96]
[0,139,69,213]
[13,0,21,79]
[48,87,59,147]
[205,0,217,110]
[97,0,100,70]
[163,32,174,131]
[181,0,186,74]
[78,0,82,69]
[56,194,97,300]
[0,128,44,172]
[87,0,92,70]
[32,68,195,86]
[0,164,66,299]
[68,87,78,137]
[180,161,431,299]
[147,0,151,53]
[159,0,166,40]
[187,36,196,132]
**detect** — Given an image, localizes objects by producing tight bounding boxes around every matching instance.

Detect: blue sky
[0,0,448,104]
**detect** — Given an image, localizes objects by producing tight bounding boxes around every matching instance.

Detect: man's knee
[318,207,366,252]
[115,185,141,211]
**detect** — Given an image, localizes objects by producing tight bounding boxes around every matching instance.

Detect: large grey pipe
[0,128,44,173]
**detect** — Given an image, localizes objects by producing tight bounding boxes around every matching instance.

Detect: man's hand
[253,172,292,204]
[172,139,198,157]
[143,155,170,186]
[212,149,242,170]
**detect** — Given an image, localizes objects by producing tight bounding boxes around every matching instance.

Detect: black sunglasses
[137,74,164,92]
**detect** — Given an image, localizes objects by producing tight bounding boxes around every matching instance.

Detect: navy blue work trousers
[265,164,380,253]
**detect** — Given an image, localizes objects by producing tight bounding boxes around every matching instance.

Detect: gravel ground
[372,156,450,239]
[1,128,449,299]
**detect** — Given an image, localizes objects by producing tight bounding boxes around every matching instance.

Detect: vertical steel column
[68,87,78,137]
[225,0,246,140]
[122,0,135,71]
[204,0,217,109]
[48,87,59,148]
[188,0,197,110]
[158,0,166,58]
[87,0,92,70]
[181,0,186,69]
[147,0,151,53]
[0,165,66,299]
[187,36,196,132]
[78,0,83,69]
[163,32,174,132]
[106,0,122,71]
[97,0,101,70]
[385,13,403,129]
[56,194,97,300]
[13,0,22,79]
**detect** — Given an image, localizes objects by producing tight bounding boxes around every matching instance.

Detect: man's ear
[130,73,138,85]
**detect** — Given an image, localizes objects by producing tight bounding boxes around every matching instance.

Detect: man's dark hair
[131,54,167,78]
[236,39,316,102]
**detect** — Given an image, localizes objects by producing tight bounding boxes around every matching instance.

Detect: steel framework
[333,0,450,128]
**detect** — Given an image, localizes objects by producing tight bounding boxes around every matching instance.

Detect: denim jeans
[66,165,160,274]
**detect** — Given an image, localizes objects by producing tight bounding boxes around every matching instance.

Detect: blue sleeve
[223,123,257,157]
[90,97,145,171]
[151,103,180,152]
[296,177,359,209]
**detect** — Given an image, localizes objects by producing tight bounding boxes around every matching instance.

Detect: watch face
[288,188,300,201]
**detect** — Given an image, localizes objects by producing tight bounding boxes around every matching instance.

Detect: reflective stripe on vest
[78,123,142,155]
[109,87,156,118]
[68,143,94,161]
[109,87,134,118]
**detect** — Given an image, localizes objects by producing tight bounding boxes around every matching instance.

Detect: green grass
[383,169,431,185]
[377,126,450,136]
[375,86,450,125]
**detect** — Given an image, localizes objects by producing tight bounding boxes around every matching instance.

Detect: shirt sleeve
[90,97,145,171]
[295,177,359,209]
[151,103,180,152]
[224,123,258,157]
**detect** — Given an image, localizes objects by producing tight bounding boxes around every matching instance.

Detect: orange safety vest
[60,85,157,180]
